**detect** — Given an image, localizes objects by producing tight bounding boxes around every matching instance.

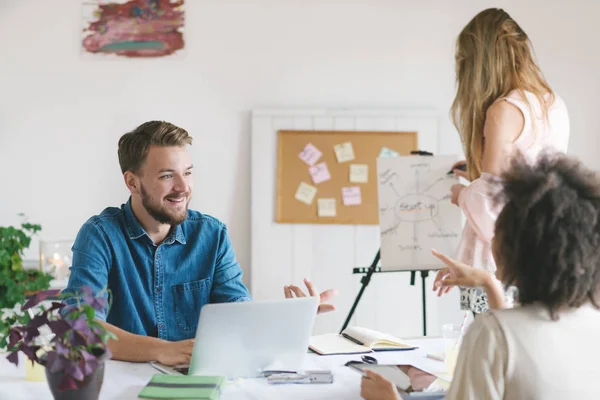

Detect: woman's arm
[360,311,508,400]
[455,100,525,242]
[432,250,506,309]
[480,100,524,175]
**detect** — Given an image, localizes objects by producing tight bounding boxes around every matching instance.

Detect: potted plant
[6,287,116,400]
[0,217,53,349]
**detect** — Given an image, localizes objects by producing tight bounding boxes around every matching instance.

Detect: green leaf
[69,310,83,320]
[0,216,50,309]
[84,306,95,321]
[10,253,22,271]
[0,335,8,349]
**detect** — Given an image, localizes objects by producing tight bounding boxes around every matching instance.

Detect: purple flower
[65,361,84,382]
[23,326,40,341]
[80,286,107,313]
[28,314,49,330]
[22,291,57,311]
[46,351,68,374]
[20,344,41,364]
[47,320,70,338]
[58,375,78,392]
[7,348,20,366]
[80,350,98,376]
[67,316,89,332]
[47,302,65,312]
[55,341,69,357]
[7,284,113,391]
[8,329,23,350]
[67,330,88,347]
[67,315,102,347]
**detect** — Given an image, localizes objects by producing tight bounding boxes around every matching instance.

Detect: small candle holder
[38,240,73,281]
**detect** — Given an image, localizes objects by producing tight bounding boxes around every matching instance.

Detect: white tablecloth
[0,338,448,400]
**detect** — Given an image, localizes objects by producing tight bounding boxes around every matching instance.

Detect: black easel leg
[421,271,429,336]
[340,250,381,333]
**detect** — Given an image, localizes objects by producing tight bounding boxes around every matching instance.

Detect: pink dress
[456,90,570,312]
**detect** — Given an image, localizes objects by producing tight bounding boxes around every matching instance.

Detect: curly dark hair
[494,151,600,319]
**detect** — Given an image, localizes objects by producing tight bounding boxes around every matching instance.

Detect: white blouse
[446,303,600,399]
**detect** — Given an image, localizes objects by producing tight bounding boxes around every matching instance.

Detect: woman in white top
[442,7,570,314]
[362,152,600,400]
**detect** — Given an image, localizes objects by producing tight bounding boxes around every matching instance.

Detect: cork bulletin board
[276,130,418,224]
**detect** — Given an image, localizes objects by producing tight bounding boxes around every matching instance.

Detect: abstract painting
[82,0,185,58]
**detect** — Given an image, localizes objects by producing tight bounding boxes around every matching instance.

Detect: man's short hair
[117,121,193,174]
[495,151,600,318]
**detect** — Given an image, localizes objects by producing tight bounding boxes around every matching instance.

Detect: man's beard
[140,185,189,225]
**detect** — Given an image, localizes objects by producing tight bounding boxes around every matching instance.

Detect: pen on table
[426,353,445,362]
[342,333,364,346]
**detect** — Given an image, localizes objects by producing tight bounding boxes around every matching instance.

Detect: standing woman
[443,7,570,314]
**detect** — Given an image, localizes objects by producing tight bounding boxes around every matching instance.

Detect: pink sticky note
[299,143,322,166]
[309,162,331,184]
[342,186,362,206]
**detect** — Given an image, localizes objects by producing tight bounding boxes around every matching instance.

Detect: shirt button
[158,323,165,329]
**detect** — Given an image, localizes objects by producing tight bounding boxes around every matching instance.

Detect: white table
[0,338,448,400]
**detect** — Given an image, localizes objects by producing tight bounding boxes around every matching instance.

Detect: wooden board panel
[276,130,417,224]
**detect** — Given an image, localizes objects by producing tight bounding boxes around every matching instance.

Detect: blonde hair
[118,121,193,174]
[451,8,553,180]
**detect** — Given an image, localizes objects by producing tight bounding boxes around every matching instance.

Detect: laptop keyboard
[174,366,190,375]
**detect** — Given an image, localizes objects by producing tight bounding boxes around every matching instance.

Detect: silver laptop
[151,297,319,379]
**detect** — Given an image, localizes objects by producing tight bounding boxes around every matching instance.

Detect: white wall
[251,109,447,337]
[1,0,599,331]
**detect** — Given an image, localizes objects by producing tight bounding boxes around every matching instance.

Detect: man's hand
[284,277,338,314]
[155,339,195,366]
[450,183,466,206]
[360,370,401,400]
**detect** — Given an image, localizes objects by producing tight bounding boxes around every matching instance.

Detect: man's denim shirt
[63,199,252,341]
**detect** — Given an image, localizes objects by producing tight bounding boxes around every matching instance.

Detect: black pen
[410,150,433,156]
[342,333,364,346]
[448,164,467,175]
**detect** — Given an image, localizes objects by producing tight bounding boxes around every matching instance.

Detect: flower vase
[45,362,105,400]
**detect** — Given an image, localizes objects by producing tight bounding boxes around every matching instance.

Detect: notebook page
[344,327,414,348]
[343,327,388,347]
[309,333,372,355]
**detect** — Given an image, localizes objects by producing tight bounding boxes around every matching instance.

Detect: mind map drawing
[377,155,462,271]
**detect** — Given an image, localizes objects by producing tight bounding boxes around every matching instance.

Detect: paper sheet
[377,155,461,271]
[299,143,322,166]
[334,142,355,163]
[342,186,362,206]
[317,198,336,217]
[295,182,317,205]
[379,147,400,158]
[349,164,369,183]
[309,162,332,184]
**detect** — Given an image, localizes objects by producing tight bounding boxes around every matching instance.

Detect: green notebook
[138,374,226,400]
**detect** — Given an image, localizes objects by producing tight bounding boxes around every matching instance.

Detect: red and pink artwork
[82,0,185,58]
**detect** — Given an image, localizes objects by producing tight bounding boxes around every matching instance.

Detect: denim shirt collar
[124,198,186,245]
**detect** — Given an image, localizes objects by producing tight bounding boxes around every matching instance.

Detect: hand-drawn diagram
[377,155,462,271]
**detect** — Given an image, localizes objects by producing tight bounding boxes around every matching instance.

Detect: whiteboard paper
[377,155,462,271]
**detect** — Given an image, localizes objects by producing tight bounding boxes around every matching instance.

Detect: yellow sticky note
[334,142,355,163]
[295,182,317,205]
[317,198,336,217]
[349,164,369,183]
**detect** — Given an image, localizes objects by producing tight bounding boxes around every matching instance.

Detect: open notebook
[309,326,417,355]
